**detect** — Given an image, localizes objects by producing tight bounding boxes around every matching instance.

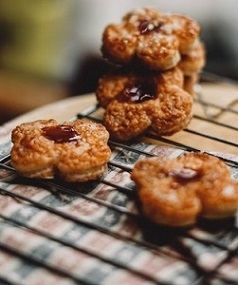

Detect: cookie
[131,152,238,227]
[101,7,202,71]
[183,73,199,96]
[96,67,193,141]
[178,41,206,76]
[11,119,111,182]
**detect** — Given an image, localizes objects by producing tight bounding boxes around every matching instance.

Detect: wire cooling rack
[0,73,238,285]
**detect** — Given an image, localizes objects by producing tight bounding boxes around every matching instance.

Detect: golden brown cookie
[183,73,199,96]
[101,7,202,71]
[96,67,193,141]
[178,41,206,76]
[131,152,238,227]
[11,119,111,182]
[159,13,201,54]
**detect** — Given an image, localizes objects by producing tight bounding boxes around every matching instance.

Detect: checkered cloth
[0,124,238,285]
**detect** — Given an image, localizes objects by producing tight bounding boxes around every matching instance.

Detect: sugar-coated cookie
[11,119,111,182]
[131,152,238,226]
[178,41,206,76]
[96,67,193,141]
[101,7,203,71]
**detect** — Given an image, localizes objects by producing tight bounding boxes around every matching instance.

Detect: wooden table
[4,93,96,128]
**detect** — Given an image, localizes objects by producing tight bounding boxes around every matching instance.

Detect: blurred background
[0,0,238,124]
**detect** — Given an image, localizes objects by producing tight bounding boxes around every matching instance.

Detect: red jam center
[42,125,80,143]
[117,80,156,103]
[138,19,163,34]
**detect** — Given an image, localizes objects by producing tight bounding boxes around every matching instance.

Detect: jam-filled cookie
[131,152,238,227]
[96,67,193,141]
[11,119,111,182]
[101,7,203,71]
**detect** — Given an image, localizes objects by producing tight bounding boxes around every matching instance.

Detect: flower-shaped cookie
[131,152,238,227]
[101,7,203,71]
[96,67,193,141]
[11,119,111,182]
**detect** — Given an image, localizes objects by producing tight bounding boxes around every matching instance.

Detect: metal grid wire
[0,73,238,285]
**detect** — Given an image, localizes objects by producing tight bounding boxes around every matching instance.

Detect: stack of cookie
[96,7,206,141]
